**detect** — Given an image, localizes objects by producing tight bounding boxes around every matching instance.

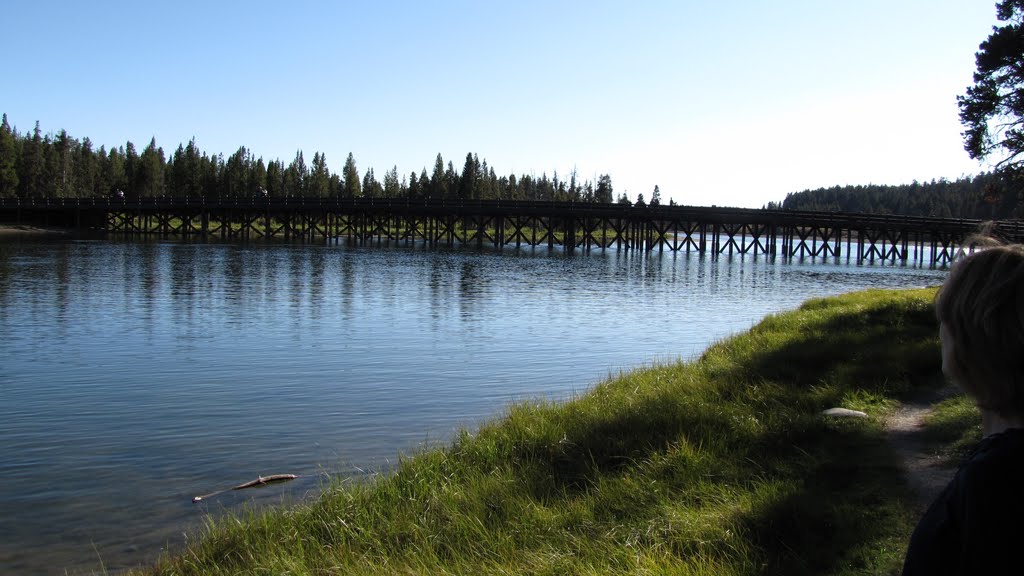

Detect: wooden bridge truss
[4,197,1020,266]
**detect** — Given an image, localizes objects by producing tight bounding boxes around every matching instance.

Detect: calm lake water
[0,237,947,575]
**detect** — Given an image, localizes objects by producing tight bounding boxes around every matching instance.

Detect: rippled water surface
[0,238,947,574]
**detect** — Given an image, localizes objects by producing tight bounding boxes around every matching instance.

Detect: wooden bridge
[3,196,1022,266]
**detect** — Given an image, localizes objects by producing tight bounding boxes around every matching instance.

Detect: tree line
[0,114,670,205]
[769,171,1023,220]
[11,113,1010,218]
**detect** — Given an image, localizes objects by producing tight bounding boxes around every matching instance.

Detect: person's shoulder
[959,428,1024,486]
[973,428,1024,459]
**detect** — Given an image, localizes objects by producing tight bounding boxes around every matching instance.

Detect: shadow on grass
[743,420,913,575]
[497,291,941,573]
[714,296,942,400]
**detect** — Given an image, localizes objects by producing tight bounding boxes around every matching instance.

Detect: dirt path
[884,385,960,511]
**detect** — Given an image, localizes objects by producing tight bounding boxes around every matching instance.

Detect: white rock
[821,407,868,418]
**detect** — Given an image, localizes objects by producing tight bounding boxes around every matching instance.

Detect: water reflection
[0,238,947,576]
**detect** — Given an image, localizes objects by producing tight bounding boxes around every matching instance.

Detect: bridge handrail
[2,195,1021,235]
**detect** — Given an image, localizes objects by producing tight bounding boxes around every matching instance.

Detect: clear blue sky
[0,1,1000,207]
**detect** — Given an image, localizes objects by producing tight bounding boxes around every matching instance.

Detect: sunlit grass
[139,288,943,576]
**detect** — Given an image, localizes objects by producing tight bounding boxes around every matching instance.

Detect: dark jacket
[902,428,1024,575]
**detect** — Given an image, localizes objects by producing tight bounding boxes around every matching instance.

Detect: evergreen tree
[552,171,564,201]
[459,152,478,199]
[184,139,202,196]
[520,174,535,200]
[342,152,361,197]
[53,130,78,197]
[288,150,308,196]
[430,153,446,198]
[959,0,1024,169]
[596,174,614,204]
[18,122,44,197]
[76,137,97,197]
[200,153,222,197]
[362,167,382,198]
[266,159,282,197]
[309,152,330,197]
[383,166,400,198]
[253,157,268,195]
[224,146,248,197]
[40,134,59,197]
[137,137,165,197]
[408,171,421,199]
[106,146,126,196]
[123,141,139,198]
[507,173,520,199]
[566,169,581,201]
[282,159,299,197]
[167,139,196,197]
[445,161,459,199]
[93,145,110,196]
[650,185,662,206]
[170,144,187,196]
[0,114,19,197]
[485,166,499,200]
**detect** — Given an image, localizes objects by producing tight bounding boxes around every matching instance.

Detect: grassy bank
[141,288,944,576]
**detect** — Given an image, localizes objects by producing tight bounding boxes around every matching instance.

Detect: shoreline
[0,223,73,236]
[134,287,950,575]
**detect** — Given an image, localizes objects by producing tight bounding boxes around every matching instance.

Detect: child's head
[936,244,1024,415]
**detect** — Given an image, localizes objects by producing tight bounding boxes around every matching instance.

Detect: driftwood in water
[192,474,299,503]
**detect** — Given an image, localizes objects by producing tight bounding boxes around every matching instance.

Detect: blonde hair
[935,243,1024,415]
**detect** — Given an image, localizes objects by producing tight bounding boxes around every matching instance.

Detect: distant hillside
[771,172,1022,219]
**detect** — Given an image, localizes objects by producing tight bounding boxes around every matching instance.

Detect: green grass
[139,288,945,576]
[922,394,982,464]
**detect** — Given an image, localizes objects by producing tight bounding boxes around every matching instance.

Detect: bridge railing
[2,195,1021,238]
